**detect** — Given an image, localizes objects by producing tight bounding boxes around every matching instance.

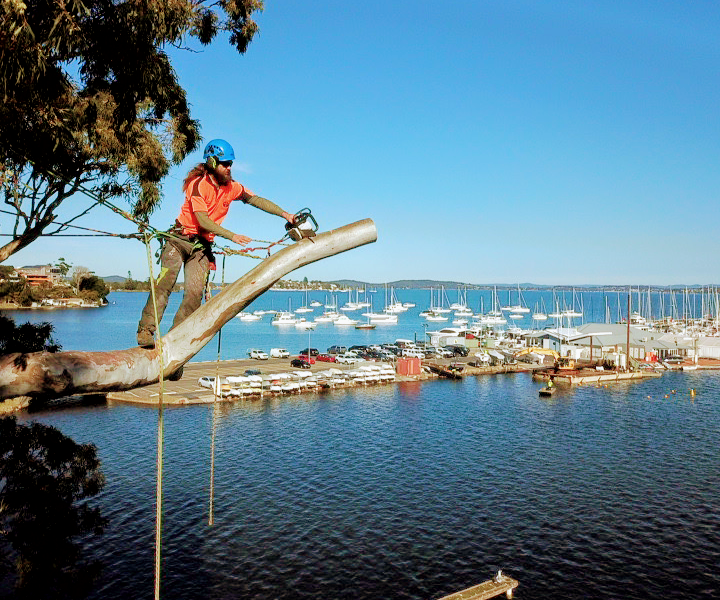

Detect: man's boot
[137,328,155,348]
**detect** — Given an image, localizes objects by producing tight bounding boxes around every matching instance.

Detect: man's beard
[214,170,232,186]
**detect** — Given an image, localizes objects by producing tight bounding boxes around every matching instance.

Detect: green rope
[208,253,226,527]
[144,232,166,600]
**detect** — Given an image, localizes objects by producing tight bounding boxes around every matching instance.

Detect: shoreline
[4,356,715,415]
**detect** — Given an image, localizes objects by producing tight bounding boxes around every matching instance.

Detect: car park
[299,347,319,356]
[247,348,269,360]
[290,358,311,369]
[270,348,290,358]
[316,353,336,363]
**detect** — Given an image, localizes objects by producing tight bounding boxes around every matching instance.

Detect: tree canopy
[0,416,106,598]
[0,0,264,262]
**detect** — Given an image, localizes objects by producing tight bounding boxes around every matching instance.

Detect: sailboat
[503,284,530,313]
[295,286,314,313]
[532,298,548,321]
[362,288,398,324]
[385,286,408,313]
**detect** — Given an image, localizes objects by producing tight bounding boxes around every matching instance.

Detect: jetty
[426,362,464,379]
[437,571,519,600]
[532,368,662,386]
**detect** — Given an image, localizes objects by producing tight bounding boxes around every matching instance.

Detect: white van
[270,348,290,358]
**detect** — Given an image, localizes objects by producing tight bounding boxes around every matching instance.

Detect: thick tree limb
[0,219,377,400]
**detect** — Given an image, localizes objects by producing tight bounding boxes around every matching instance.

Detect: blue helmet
[203,139,235,162]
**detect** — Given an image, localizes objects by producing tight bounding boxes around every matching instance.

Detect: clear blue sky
[10,0,720,285]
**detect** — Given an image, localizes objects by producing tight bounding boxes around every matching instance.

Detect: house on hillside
[17,264,63,286]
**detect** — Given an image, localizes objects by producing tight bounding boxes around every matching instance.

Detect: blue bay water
[2,287,707,360]
[5,290,720,599]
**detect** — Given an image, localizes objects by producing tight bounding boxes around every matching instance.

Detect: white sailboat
[503,284,530,313]
[532,298,548,321]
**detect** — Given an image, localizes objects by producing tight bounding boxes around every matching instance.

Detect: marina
[3,290,719,599]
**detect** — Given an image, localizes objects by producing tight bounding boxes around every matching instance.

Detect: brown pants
[138,235,212,335]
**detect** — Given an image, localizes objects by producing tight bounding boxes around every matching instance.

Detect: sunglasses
[218,160,233,167]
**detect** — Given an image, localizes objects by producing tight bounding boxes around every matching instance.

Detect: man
[137,138,298,348]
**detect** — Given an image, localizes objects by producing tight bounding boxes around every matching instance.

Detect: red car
[298,354,316,364]
[316,353,336,363]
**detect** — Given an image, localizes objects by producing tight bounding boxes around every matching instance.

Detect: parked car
[349,345,369,353]
[291,358,311,369]
[327,345,347,355]
[244,368,261,376]
[247,348,269,360]
[335,353,359,365]
[270,348,290,358]
[299,347,319,356]
[298,354,316,364]
[198,376,216,389]
[436,347,454,358]
[401,348,424,358]
[316,353,337,363]
[198,376,229,389]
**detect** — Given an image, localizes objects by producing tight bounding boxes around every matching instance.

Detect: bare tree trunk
[0,219,377,401]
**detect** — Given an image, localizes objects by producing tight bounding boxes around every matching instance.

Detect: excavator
[514,347,576,371]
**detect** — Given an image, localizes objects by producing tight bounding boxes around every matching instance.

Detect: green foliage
[0,0,264,262]
[0,315,61,354]
[0,416,106,598]
[0,279,28,304]
[78,275,108,300]
[55,257,72,277]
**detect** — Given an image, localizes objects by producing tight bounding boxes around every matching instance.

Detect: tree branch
[0,219,378,400]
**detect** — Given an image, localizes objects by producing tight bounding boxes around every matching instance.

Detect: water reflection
[16,371,720,600]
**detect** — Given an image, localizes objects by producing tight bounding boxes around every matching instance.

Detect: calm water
[1,286,711,360]
[4,291,720,599]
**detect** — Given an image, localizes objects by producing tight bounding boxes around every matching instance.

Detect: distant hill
[101,274,719,291]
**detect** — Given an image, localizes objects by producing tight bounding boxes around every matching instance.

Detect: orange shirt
[176,175,254,241]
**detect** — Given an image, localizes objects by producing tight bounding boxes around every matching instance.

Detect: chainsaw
[285,208,318,241]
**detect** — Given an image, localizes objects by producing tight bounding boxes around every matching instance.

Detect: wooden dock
[426,362,464,379]
[532,369,661,386]
[437,572,519,600]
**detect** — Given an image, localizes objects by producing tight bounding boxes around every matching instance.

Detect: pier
[437,572,519,600]
[532,369,662,386]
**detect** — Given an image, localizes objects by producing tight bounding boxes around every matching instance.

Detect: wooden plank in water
[437,572,519,600]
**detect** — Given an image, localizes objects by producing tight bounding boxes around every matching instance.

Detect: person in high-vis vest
[137,138,297,351]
